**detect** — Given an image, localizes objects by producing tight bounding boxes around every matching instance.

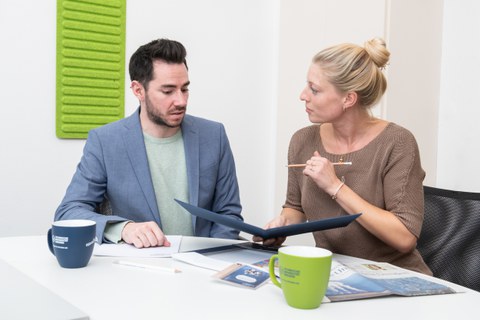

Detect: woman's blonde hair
[312,38,390,108]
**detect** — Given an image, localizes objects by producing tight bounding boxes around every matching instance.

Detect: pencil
[286,162,352,168]
[113,260,181,273]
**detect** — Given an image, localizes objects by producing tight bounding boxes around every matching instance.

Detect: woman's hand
[252,208,306,247]
[303,151,343,196]
[252,215,288,246]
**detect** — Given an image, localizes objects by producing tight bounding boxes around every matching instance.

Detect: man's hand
[121,221,171,248]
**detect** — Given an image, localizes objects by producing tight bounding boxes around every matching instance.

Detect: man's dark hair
[129,38,188,88]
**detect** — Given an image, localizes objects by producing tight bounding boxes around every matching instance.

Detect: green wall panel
[56,0,126,139]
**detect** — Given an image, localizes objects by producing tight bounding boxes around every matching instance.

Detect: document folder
[175,199,361,239]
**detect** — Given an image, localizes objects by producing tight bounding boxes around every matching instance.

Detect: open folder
[175,199,361,239]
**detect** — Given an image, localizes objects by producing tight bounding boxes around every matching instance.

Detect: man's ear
[130,80,145,101]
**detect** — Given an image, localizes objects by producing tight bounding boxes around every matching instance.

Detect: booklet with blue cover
[175,199,361,239]
[213,262,271,289]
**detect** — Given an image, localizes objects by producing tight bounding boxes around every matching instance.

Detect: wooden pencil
[286,162,352,168]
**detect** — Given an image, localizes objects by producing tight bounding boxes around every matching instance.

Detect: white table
[0,235,478,320]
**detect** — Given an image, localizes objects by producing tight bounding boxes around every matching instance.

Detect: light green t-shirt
[143,130,193,236]
[104,129,193,243]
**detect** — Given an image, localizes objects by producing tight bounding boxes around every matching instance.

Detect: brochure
[326,260,457,302]
[214,263,271,289]
[175,199,360,239]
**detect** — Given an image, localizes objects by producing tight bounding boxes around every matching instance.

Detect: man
[55,39,243,248]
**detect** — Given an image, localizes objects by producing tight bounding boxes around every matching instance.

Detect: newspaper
[326,260,457,302]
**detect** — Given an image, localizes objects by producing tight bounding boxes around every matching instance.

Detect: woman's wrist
[329,176,346,200]
[331,181,345,200]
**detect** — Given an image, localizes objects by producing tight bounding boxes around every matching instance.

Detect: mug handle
[47,228,55,255]
[269,254,281,288]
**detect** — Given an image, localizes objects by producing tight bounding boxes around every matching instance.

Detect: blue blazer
[55,109,243,242]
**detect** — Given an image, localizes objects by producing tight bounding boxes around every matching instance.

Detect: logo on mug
[53,235,69,249]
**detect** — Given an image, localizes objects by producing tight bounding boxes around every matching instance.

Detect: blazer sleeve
[54,130,128,242]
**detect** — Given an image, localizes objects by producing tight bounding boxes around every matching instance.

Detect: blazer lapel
[122,109,160,224]
[182,115,200,207]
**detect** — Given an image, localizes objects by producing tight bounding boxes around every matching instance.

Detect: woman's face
[299,63,346,123]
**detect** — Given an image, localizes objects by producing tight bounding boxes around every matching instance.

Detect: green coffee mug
[269,246,332,309]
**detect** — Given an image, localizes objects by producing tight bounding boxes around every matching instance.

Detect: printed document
[93,235,182,257]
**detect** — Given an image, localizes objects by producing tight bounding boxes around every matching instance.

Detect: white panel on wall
[386,0,444,187]
[437,0,480,192]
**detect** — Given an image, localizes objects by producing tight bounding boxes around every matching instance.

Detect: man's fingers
[162,238,171,247]
[122,221,169,248]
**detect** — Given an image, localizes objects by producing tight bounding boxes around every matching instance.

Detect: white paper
[172,252,232,271]
[93,235,182,257]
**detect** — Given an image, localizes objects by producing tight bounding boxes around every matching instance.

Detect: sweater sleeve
[382,129,426,237]
[283,132,303,212]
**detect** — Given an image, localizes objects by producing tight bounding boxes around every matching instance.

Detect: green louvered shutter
[56,0,126,139]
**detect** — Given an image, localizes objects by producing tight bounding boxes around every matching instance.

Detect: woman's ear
[343,92,358,110]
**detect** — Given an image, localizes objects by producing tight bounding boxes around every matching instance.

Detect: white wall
[1,1,66,236]
[0,0,477,238]
[0,0,279,236]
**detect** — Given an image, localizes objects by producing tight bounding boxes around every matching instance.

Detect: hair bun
[364,38,390,69]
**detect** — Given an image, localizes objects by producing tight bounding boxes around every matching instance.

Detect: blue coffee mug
[47,220,97,268]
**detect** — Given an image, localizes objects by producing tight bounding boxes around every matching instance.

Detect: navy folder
[175,199,361,239]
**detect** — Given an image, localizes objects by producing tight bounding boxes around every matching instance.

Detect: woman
[255,38,431,275]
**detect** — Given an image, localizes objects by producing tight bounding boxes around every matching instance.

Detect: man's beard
[145,95,185,128]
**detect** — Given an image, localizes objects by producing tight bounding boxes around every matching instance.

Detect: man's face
[138,60,190,129]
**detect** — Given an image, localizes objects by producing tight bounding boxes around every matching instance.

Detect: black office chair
[417,186,480,291]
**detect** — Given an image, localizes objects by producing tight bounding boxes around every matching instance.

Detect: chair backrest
[417,186,480,291]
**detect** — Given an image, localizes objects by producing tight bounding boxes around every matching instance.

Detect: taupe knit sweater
[284,122,432,275]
